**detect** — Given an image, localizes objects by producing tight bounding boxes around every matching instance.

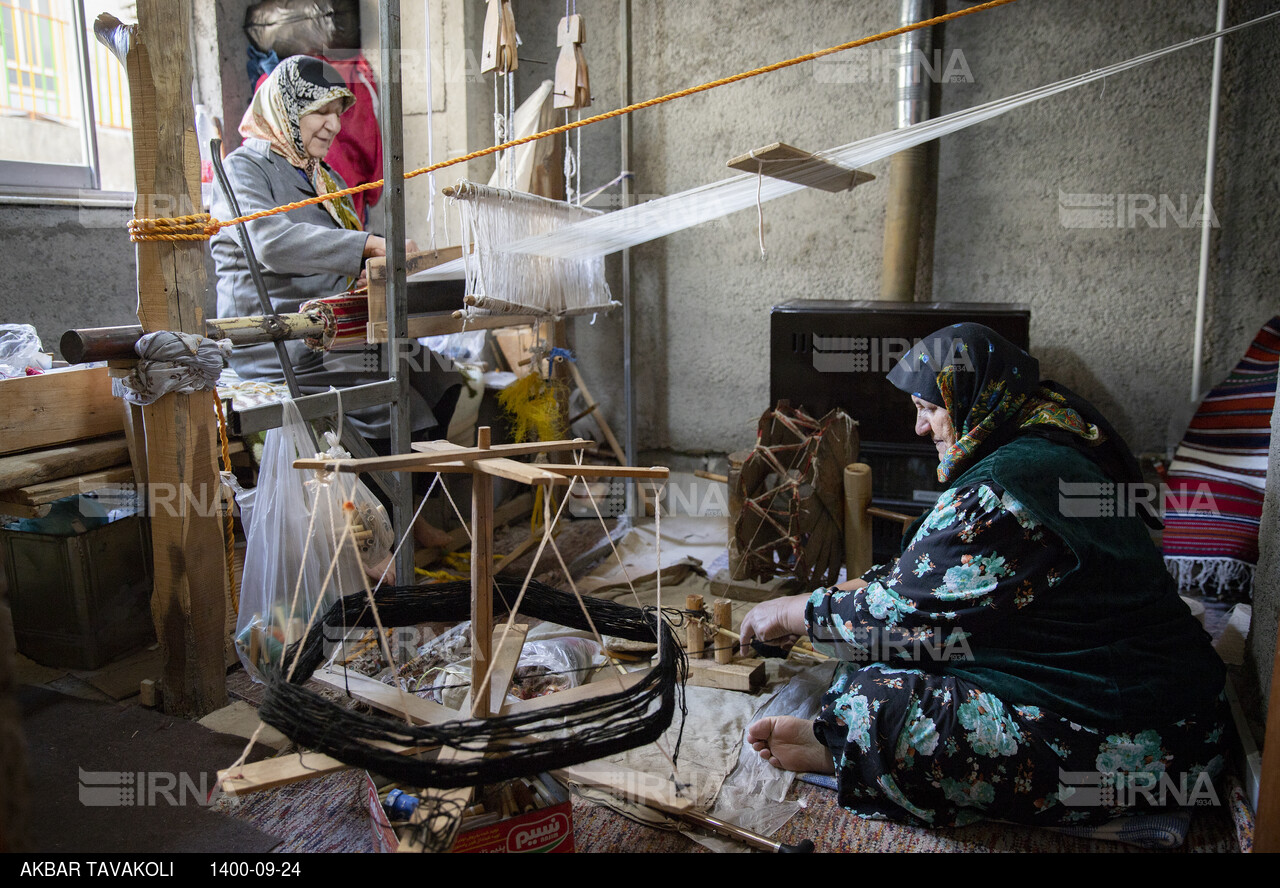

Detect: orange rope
[213,392,240,617]
[129,0,1020,242]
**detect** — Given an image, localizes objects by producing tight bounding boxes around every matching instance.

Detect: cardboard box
[365,772,575,853]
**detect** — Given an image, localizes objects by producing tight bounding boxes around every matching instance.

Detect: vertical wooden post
[844,463,874,581]
[110,1,227,717]
[1256,628,1280,851]
[685,594,705,659]
[713,600,734,665]
[470,426,494,718]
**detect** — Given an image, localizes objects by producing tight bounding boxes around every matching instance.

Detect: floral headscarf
[239,55,362,230]
[887,324,1107,482]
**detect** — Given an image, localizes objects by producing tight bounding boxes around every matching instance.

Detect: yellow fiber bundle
[498,371,566,443]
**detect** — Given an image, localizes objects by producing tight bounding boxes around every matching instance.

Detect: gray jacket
[210,139,458,438]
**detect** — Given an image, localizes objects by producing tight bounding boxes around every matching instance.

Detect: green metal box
[3,514,154,670]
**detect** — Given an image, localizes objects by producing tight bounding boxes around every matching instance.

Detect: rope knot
[127,213,219,242]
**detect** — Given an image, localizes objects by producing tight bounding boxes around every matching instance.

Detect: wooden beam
[1257,610,1280,852]
[368,312,542,343]
[0,434,129,491]
[364,245,464,343]
[0,465,134,507]
[685,657,766,693]
[540,464,669,481]
[103,1,227,718]
[293,438,590,474]
[726,142,875,193]
[471,427,495,719]
[553,762,694,816]
[0,367,124,456]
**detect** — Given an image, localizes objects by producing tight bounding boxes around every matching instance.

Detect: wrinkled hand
[738,594,810,657]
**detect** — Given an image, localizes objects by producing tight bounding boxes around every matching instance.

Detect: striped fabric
[300,293,370,351]
[1163,316,1280,598]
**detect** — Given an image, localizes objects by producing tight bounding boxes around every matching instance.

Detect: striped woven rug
[1163,316,1280,598]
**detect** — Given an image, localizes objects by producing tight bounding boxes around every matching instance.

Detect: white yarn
[451,181,617,319]
[413,11,1279,279]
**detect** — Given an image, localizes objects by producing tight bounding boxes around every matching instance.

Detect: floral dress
[806,481,1227,827]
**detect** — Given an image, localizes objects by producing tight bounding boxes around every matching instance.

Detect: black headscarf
[887,323,1158,527]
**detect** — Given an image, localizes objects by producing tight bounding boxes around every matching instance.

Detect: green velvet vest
[905,436,1225,730]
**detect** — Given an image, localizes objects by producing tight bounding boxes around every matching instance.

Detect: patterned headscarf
[239,55,362,230]
[887,324,1103,483]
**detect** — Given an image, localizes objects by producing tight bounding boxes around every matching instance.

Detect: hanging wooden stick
[554,15,590,110]
[481,0,518,75]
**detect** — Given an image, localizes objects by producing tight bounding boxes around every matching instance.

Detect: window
[0,0,135,195]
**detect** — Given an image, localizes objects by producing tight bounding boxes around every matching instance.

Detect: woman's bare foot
[747,716,835,774]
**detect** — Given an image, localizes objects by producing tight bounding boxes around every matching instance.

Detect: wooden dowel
[713,599,734,665]
[686,594,706,659]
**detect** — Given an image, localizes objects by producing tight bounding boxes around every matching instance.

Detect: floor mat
[18,685,280,853]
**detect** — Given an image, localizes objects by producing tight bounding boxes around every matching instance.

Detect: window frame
[0,0,132,203]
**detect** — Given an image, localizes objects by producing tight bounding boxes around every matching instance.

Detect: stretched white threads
[412,9,1280,277]
[424,0,439,251]
[451,181,616,319]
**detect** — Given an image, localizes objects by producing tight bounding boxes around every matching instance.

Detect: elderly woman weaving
[211,55,461,448]
[737,324,1227,827]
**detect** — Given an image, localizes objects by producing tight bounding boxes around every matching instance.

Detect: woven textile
[1163,316,1280,598]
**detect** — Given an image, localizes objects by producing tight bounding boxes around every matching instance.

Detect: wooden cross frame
[217,428,678,850]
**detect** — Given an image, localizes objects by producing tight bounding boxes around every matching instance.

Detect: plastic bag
[234,399,380,676]
[0,324,43,378]
[510,637,605,699]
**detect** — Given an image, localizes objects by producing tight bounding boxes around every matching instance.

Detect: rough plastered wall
[565,0,896,456]
[934,0,1280,456]
[0,205,138,359]
[557,0,1280,462]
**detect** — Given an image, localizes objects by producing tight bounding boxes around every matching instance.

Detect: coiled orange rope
[129,0,1019,242]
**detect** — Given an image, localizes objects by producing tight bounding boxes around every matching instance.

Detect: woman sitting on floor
[738,323,1227,827]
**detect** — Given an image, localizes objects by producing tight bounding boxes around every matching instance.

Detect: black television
[770,300,1030,511]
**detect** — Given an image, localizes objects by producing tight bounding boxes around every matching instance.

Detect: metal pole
[619,0,636,515]
[380,0,416,583]
[1191,0,1227,404]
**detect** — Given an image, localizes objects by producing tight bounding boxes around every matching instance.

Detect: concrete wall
[549,0,1280,460]
[0,204,137,359]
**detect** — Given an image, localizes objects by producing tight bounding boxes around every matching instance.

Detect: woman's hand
[738,594,810,657]
[362,236,420,259]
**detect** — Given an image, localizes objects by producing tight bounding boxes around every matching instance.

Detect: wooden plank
[0,465,134,507]
[474,457,560,486]
[502,670,645,716]
[368,244,464,283]
[540,464,669,481]
[553,762,694,816]
[0,367,124,456]
[0,501,51,518]
[0,434,129,491]
[726,142,875,194]
[294,438,590,474]
[567,361,626,464]
[1257,608,1280,851]
[471,427,495,718]
[110,1,228,718]
[365,245,464,344]
[685,657,766,693]
[369,313,542,342]
[219,741,434,796]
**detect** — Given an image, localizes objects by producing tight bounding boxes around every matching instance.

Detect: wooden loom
[219,428,691,852]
